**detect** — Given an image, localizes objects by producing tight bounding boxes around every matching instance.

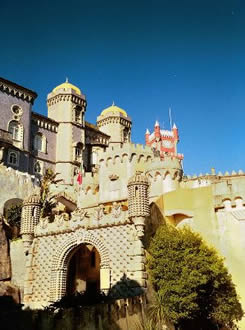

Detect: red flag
[77,172,82,185]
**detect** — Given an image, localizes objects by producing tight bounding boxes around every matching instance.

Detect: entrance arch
[50,230,110,302]
[66,244,100,295]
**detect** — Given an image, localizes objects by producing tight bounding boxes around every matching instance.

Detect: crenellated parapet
[146,156,183,180]
[97,143,155,167]
[0,163,38,213]
[182,168,245,190]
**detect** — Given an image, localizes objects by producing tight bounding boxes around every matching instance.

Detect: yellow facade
[157,186,245,329]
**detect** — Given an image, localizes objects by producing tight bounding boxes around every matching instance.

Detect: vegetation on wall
[147,224,244,329]
[40,168,62,218]
[5,204,22,229]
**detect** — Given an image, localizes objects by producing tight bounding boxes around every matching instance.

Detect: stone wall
[0,164,36,213]
[10,239,25,298]
[24,213,145,308]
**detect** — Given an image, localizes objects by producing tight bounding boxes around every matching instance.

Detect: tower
[47,80,87,184]
[20,194,41,254]
[97,103,132,146]
[127,171,150,238]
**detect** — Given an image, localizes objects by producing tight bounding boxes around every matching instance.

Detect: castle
[0,77,245,326]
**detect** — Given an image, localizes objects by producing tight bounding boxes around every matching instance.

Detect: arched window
[34,133,46,152]
[34,161,42,174]
[8,151,18,166]
[8,121,20,141]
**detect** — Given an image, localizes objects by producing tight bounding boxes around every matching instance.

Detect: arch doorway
[66,244,101,295]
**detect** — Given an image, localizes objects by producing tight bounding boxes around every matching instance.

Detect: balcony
[0,129,13,145]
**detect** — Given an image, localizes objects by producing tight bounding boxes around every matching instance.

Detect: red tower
[145,121,183,160]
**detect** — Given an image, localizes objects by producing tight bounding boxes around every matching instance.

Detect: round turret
[20,194,41,253]
[127,171,150,219]
[97,102,132,144]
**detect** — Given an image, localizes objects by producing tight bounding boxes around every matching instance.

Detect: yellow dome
[53,79,81,95]
[100,103,127,117]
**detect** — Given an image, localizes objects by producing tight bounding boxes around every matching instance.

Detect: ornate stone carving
[55,213,69,227]
[94,205,104,221]
[71,208,89,221]
[109,174,119,181]
[40,217,49,229]
[111,202,122,218]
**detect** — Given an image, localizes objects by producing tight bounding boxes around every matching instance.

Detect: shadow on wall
[143,202,165,250]
[108,273,145,300]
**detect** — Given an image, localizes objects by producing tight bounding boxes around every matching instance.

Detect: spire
[112,101,115,106]
[66,77,69,83]
[169,107,173,129]
[145,128,150,134]
[173,122,177,129]
[155,120,159,127]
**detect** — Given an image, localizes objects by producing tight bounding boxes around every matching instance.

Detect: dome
[52,79,81,95]
[100,103,127,117]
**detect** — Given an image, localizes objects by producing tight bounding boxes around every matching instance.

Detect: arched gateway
[49,230,110,302]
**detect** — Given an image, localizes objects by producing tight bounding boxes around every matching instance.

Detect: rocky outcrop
[0,214,20,303]
[0,215,11,280]
[0,281,20,303]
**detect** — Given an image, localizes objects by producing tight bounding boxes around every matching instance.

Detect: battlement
[0,163,38,185]
[97,142,159,168]
[184,169,244,180]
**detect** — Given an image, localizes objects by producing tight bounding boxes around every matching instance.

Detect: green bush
[147,224,244,329]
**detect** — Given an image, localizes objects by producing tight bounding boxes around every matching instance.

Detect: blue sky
[0,0,244,175]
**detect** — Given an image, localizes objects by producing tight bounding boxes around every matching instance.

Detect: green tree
[147,224,244,329]
[40,168,62,218]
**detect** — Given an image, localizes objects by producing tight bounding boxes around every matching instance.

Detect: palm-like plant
[40,169,62,218]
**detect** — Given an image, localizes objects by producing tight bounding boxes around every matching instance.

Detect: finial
[112,101,115,106]
[173,122,177,129]
[155,120,159,127]
[66,77,69,83]
[146,128,150,134]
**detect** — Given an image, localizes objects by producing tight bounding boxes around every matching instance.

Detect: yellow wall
[156,187,245,329]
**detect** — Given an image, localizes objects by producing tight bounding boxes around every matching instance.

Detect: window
[8,151,18,166]
[75,143,83,161]
[75,109,80,122]
[74,106,82,124]
[11,104,23,115]
[34,161,41,174]
[8,121,20,141]
[12,105,21,115]
[34,133,46,152]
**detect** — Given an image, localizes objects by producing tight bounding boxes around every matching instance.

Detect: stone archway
[50,230,110,302]
[66,244,100,295]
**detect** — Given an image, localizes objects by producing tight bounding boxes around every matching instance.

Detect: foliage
[147,224,244,329]
[5,203,22,229]
[40,168,62,202]
[47,291,111,312]
[40,168,62,218]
